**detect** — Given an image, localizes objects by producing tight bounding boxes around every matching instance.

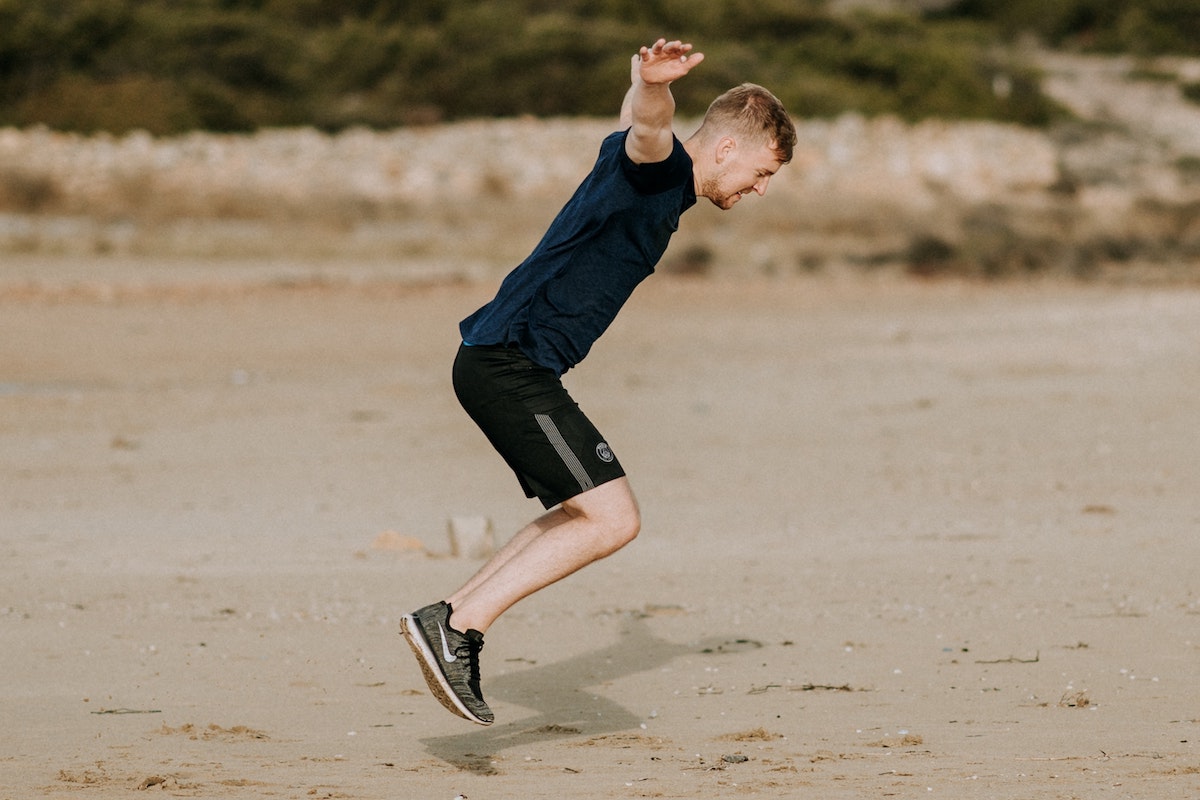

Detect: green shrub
[934,0,1200,55]
[0,0,1083,133]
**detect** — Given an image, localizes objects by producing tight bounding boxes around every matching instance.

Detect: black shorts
[452,343,626,509]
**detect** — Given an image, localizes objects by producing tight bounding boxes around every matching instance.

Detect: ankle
[447,610,486,636]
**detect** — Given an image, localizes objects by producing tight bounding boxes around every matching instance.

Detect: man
[400,38,797,725]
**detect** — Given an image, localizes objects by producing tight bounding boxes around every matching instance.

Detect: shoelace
[453,637,484,689]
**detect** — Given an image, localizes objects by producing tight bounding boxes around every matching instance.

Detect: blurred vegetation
[932,0,1200,55]
[1,0,1197,135]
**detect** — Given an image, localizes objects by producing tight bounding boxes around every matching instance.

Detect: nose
[754,175,771,196]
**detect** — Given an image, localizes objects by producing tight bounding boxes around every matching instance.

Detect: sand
[2,259,1198,799]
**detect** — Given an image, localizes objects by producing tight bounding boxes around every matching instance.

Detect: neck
[682,135,707,199]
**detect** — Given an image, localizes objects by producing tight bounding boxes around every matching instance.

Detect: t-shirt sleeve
[619,133,692,195]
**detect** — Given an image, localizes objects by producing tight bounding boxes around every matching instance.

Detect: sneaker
[399,602,494,725]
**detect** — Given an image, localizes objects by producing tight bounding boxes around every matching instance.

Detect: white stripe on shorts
[534,413,594,494]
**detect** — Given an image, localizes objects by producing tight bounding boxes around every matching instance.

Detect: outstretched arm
[619,38,704,165]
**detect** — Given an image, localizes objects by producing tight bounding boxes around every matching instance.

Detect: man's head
[687,83,797,210]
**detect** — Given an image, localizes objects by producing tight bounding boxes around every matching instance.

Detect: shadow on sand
[419,614,734,774]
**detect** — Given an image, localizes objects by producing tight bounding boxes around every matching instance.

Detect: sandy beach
[2,259,1198,799]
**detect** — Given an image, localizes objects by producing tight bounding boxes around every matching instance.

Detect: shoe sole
[399,614,493,726]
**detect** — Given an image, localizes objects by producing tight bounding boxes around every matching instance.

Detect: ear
[714,136,736,164]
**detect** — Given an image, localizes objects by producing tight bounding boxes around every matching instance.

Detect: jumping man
[400,38,797,725]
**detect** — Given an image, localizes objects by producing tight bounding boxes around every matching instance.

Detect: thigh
[453,344,626,509]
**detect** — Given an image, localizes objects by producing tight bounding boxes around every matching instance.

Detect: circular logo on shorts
[595,442,614,463]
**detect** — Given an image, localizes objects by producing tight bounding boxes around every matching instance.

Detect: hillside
[0,1,1068,134]
[2,51,1199,283]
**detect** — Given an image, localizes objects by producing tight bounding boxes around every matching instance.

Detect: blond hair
[698,83,796,164]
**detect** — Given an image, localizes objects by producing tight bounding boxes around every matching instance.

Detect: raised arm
[620,38,704,165]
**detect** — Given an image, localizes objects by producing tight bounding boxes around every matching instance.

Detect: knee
[565,480,641,555]
[607,502,641,550]
[583,495,639,556]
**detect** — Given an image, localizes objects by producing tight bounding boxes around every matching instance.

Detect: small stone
[370,530,424,552]
[447,516,494,559]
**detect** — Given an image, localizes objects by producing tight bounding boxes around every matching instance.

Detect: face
[699,137,783,210]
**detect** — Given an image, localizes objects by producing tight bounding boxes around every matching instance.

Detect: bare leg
[445,477,640,634]
[445,507,572,603]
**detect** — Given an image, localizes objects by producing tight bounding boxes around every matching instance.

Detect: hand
[637,38,704,86]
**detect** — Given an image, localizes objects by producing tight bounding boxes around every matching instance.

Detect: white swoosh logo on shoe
[437,621,458,663]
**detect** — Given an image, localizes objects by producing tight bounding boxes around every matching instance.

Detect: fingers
[635,37,702,85]
[653,39,690,55]
[639,38,694,62]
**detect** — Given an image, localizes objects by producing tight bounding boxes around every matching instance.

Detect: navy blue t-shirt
[459,129,696,375]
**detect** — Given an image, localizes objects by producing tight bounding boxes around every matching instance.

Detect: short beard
[699,175,734,209]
